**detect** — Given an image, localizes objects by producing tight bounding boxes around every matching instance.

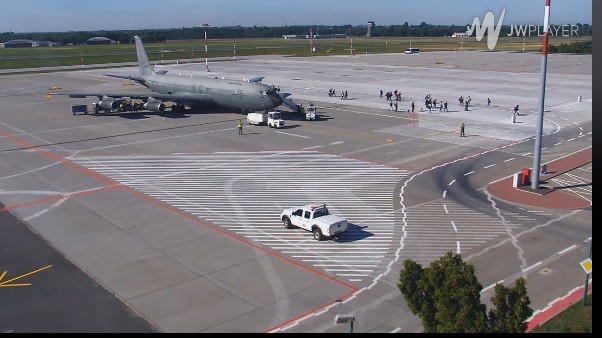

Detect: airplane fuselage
[144,74,282,111]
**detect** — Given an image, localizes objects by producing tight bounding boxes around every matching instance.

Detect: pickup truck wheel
[283,217,294,229]
[312,228,324,241]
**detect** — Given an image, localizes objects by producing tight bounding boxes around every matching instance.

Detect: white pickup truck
[280,204,348,241]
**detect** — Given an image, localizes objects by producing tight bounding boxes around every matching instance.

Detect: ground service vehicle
[267,111,285,128]
[280,204,348,241]
[303,103,317,120]
[247,112,268,125]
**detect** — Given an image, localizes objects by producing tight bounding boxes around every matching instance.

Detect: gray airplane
[52,35,297,114]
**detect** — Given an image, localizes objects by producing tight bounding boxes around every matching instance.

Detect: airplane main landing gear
[171,104,186,112]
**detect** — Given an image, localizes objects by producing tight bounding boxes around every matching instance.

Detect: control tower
[367,21,375,37]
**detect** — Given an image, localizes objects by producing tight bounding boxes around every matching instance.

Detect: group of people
[328,88,349,100]
[423,94,449,112]
[381,89,402,102]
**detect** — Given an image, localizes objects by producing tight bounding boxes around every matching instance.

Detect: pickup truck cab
[280,204,348,241]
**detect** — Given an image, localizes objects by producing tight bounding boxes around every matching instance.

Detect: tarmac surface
[0,50,592,332]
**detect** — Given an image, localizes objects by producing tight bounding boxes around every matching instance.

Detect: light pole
[202,23,210,72]
[531,0,551,189]
[581,240,592,305]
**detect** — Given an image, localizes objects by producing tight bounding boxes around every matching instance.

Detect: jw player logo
[468,8,580,51]
[467,8,506,50]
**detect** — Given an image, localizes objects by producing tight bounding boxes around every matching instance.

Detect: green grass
[0,36,591,70]
[530,293,592,333]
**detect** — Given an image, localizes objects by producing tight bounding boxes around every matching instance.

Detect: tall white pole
[203,23,210,72]
[531,0,551,189]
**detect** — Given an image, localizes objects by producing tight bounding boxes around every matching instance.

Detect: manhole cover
[538,267,556,275]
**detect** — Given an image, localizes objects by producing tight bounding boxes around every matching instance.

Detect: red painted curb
[526,282,592,332]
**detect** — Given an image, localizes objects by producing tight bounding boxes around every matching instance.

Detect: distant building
[452,32,469,38]
[4,39,38,48]
[312,34,347,39]
[282,34,305,39]
[37,41,59,47]
[86,37,117,45]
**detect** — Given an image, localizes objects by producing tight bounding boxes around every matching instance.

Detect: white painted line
[443,204,449,214]
[390,327,402,333]
[542,147,547,150]
[275,130,311,138]
[504,158,515,162]
[451,221,458,232]
[303,145,323,150]
[342,295,357,303]
[456,241,461,253]
[448,179,456,186]
[521,152,531,156]
[464,171,475,176]
[554,142,562,146]
[558,245,577,255]
[522,261,543,273]
[280,322,299,330]
[484,164,495,169]
[442,190,447,198]
[330,141,344,145]
[482,280,505,293]
[568,138,575,141]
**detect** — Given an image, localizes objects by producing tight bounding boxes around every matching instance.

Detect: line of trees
[398,251,533,333]
[1,22,592,45]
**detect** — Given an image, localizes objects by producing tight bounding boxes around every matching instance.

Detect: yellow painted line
[0,265,52,288]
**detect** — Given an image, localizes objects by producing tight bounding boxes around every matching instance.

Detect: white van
[405,48,420,54]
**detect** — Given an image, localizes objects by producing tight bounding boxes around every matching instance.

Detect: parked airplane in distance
[50,35,298,114]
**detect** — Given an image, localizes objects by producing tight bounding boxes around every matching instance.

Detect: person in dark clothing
[460,123,465,137]
[411,101,415,113]
[514,105,520,116]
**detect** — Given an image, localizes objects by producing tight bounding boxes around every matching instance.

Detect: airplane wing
[49,92,217,106]
[104,74,147,83]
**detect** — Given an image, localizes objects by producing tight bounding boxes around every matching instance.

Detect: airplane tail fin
[134,35,155,77]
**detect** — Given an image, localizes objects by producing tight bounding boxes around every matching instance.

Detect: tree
[488,277,533,333]
[398,251,533,333]
[398,252,487,333]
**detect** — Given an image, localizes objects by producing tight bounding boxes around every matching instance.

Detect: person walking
[390,101,393,110]
[444,101,448,112]
[487,98,491,107]
[514,104,520,116]
[411,101,415,113]
[460,123,465,137]
[238,120,243,135]
[380,89,383,99]
[394,102,398,112]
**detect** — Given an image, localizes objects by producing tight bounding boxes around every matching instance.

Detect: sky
[0,0,593,33]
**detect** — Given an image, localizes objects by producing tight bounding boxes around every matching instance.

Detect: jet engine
[98,97,118,110]
[143,97,165,112]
